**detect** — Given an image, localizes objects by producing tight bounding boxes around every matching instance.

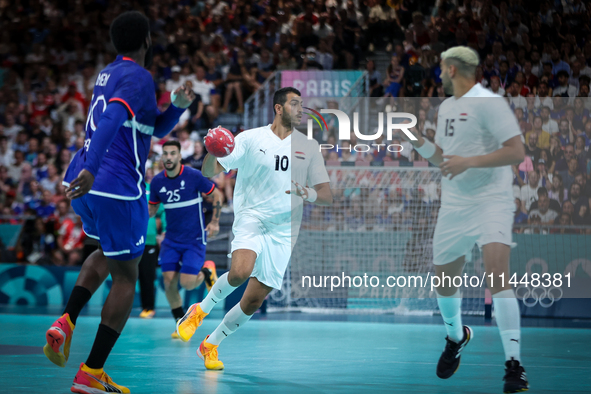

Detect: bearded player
[149,140,223,338]
[42,11,195,393]
[400,46,529,393]
[176,87,333,370]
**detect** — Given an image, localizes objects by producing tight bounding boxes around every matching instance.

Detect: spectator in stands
[525,133,541,163]
[525,116,551,149]
[528,187,560,224]
[559,158,580,192]
[222,52,245,113]
[574,135,587,162]
[166,65,184,93]
[540,106,558,134]
[555,144,586,173]
[548,173,567,204]
[523,214,547,234]
[299,46,325,70]
[575,173,591,200]
[8,150,25,182]
[33,189,56,220]
[514,198,528,227]
[553,70,577,101]
[39,163,60,194]
[339,141,357,163]
[489,75,505,96]
[0,137,14,168]
[520,170,540,214]
[568,182,591,225]
[557,118,575,146]
[183,140,206,170]
[384,54,404,99]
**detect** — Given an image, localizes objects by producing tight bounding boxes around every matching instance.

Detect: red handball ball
[204,126,235,158]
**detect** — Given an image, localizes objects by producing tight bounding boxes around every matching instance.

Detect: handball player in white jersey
[176,87,332,370]
[400,46,529,393]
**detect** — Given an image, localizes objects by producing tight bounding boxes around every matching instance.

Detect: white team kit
[433,83,521,265]
[218,125,329,289]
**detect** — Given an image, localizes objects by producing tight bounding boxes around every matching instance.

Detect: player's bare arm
[148,202,160,218]
[286,181,333,206]
[205,187,223,237]
[440,135,525,180]
[201,153,225,178]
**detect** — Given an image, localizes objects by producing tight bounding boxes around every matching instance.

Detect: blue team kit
[149,165,215,274]
[63,55,184,260]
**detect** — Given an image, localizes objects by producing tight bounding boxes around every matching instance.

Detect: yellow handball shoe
[43,313,75,367]
[203,261,218,292]
[139,309,155,319]
[71,363,130,393]
[176,303,208,342]
[197,336,224,370]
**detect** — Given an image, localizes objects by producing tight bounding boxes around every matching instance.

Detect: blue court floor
[1,311,590,393]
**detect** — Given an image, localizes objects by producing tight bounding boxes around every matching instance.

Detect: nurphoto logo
[304,108,418,153]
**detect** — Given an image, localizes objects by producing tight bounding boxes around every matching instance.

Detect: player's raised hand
[439,155,472,180]
[171,82,196,109]
[205,221,219,238]
[286,180,309,199]
[65,169,95,199]
[397,122,423,147]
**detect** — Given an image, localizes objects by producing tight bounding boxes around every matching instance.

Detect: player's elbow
[512,143,525,165]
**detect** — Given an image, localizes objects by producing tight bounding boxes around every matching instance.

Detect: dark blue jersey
[149,165,215,244]
[64,56,158,200]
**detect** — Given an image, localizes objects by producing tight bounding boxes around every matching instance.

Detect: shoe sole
[43,343,66,367]
[44,328,66,367]
[504,387,529,393]
[71,382,127,394]
[436,326,474,379]
[197,346,224,370]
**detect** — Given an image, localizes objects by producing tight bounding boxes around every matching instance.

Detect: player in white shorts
[399,47,529,393]
[176,87,332,370]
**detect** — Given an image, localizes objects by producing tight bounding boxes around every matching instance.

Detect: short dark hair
[537,187,548,197]
[162,140,181,151]
[110,11,150,54]
[556,70,569,79]
[273,87,301,114]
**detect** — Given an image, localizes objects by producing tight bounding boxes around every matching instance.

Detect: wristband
[170,91,179,107]
[305,187,317,203]
[415,139,436,159]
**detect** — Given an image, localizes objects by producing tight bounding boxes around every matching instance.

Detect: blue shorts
[72,193,148,261]
[159,238,206,275]
[385,82,401,97]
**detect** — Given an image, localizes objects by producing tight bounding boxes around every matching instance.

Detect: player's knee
[163,275,175,290]
[179,276,198,291]
[241,297,264,315]
[227,271,249,287]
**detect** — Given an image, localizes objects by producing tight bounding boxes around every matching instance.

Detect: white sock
[437,288,464,343]
[200,273,237,314]
[207,303,252,346]
[493,289,521,361]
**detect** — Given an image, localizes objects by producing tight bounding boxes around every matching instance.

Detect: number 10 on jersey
[275,155,289,171]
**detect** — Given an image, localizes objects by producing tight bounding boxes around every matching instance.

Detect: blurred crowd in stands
[0,0,590,264]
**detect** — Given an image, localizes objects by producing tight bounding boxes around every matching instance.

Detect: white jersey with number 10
[217,125,329,243]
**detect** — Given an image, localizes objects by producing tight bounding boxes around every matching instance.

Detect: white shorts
[230,215,292,290]
[433,202,514,266]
